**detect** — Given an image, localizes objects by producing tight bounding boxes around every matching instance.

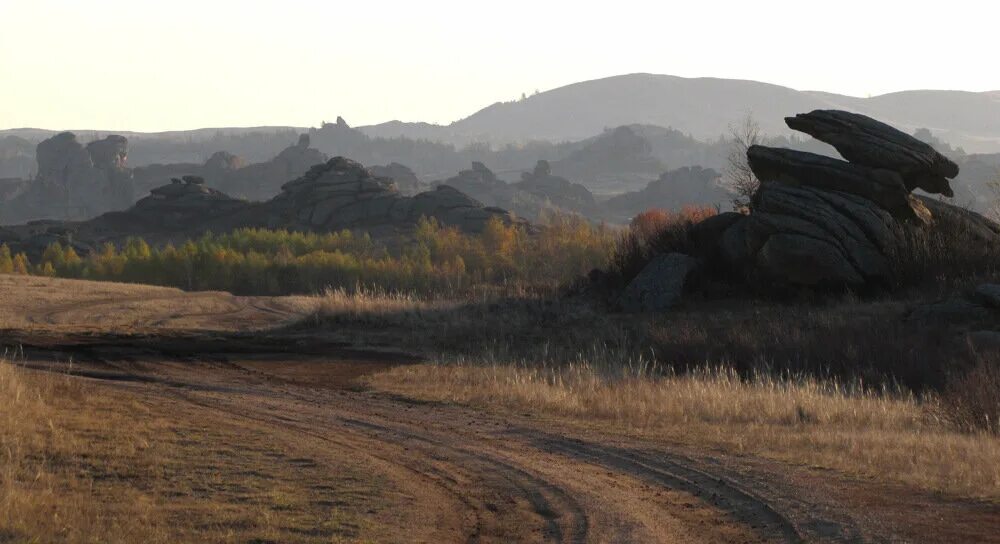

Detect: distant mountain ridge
[358,74,1000,153]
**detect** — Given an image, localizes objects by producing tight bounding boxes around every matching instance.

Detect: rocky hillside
[0,158,524,259]
[599,166,728,224]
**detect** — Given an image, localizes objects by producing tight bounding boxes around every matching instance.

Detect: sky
[1,0,997,132]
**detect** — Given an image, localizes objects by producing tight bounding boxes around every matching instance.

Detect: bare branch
[724,113,762,212]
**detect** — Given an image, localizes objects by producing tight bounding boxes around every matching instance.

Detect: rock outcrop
[270,157,522,234]
[619,253,698,312]
[709,110,996,289]
[552,126,666,192]
[1,155,528,258]
[437,162,510,206]
[513,160,595,213]
[786,110,959,196]
[368,162,425,195]
[131,134,327,201]
[0,133,136,223]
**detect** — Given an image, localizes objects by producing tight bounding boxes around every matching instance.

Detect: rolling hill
[359,74,1000,152]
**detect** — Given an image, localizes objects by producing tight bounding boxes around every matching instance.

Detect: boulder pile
[618,110,990,310]
[720,110,963,288]
[269,157,523,234]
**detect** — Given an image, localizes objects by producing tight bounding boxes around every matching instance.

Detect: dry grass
[310,286,461,326]
[0,360,166,542]
[0,273,314,332]
[368,360,1000,500]
[0,359,390,543]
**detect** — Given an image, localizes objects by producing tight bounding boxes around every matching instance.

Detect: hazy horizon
[3,0,999,132]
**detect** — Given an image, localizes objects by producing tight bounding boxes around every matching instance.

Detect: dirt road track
[2,276,997,542]
[14,344,998,544]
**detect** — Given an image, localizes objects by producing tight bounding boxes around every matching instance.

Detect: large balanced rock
[703,110,997,290]
[785,110,959,197]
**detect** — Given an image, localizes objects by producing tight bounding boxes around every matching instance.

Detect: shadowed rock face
[785,110,959,197]
[701,111,997,290]
[746,145,927,222]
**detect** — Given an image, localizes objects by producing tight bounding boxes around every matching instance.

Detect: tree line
[0,216,618,296]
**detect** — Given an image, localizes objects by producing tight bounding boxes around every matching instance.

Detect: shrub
[609,206,717,287]
[940,355,1000,434]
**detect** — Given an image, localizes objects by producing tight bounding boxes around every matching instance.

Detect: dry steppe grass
[0,360,165,542]
[368,361,1000,500]
[311,288,1000,499]
[0,359,389,543]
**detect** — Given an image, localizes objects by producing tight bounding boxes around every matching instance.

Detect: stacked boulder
[719,110,964,288]
[270,156,523,233]
[0,132,136,223]
[617,110,987,311]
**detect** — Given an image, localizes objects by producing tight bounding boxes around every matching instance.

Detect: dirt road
[10,341,996,544]
[2,276,997,542]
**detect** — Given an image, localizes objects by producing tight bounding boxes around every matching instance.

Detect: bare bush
[724,114,762,211]
[940,355,1000,434]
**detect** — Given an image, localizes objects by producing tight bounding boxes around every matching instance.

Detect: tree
[11,252,30,275]
[724,114,762,211]
[0,245,13,274]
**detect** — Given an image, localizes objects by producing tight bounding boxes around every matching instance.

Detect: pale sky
[1,0,997,132]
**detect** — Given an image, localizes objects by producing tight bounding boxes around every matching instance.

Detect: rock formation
[0,132,135,223]
[785,110,959,196]
[131,134,327,201]
[438,162,510,206]
[551,126,665,192]
[619,253,698,312]
[616,110,999,303]
[270,157,521,234]
[716,110,991,288]
[513,160,595,213]
[368,162,425,195]
[0,155,528,259]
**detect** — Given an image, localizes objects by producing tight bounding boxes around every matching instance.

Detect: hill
[358,74,1000,152]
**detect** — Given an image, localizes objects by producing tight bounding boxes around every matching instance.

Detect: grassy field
[311,288,1000,500]
[367,362,1000,501]
[0,360,391,544]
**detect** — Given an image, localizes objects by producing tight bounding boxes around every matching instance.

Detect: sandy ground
[2,275,998,543]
